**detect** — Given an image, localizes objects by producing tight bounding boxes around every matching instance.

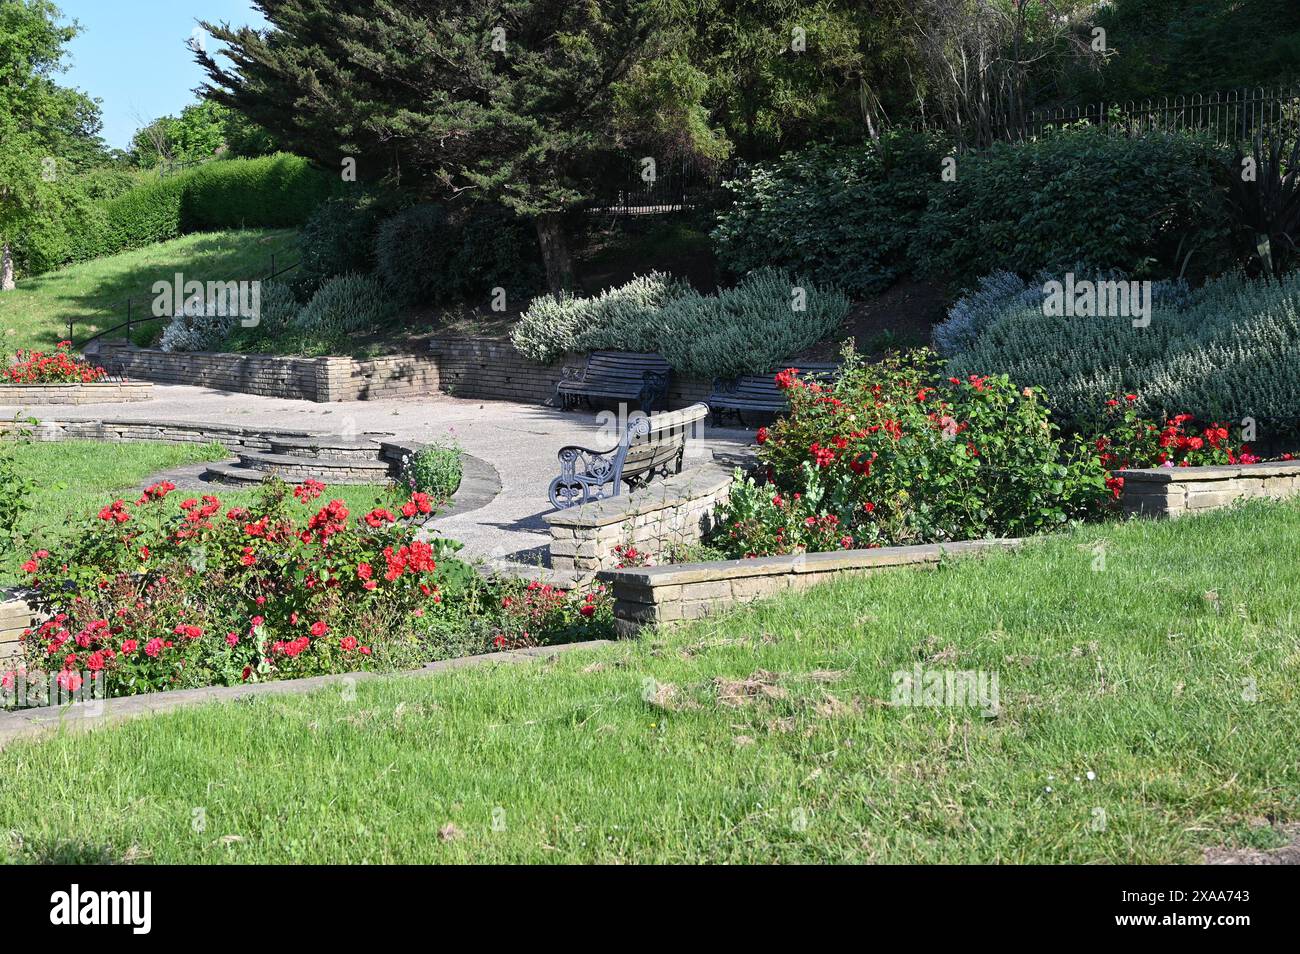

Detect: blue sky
[56,0,268,151]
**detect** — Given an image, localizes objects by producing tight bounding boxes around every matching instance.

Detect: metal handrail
[69,257,300,352]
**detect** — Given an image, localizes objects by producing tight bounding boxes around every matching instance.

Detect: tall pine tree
[197,0,682,292]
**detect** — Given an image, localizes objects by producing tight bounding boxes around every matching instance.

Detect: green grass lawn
[2,499,1297,864]
[0,229,299,354]
[1,441,398,588]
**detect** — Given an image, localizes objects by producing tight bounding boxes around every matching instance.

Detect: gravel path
[3,385,754,565]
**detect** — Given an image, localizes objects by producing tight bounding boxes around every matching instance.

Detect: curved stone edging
[0,382,153,406]
[0,639,611,751]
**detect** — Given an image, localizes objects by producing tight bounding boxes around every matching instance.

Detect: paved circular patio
[1,384,755,567]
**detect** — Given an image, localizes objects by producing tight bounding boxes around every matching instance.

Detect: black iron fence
[991,84,1300,147]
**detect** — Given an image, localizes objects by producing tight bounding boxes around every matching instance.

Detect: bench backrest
[582,351,671,386]
[715,362,840,401]
[618,403,708,479]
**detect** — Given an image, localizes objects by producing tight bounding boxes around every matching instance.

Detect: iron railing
[69,255,299,352]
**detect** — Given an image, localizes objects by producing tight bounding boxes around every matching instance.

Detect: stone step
[268,435,386,461]
[230,451,394,485]
[201,462,269,487]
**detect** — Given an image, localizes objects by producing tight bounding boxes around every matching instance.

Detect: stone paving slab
[0,639,613,751]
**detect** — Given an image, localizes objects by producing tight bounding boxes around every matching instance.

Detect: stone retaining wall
[0,417,392,453]
[0,593,38,664]
[0,382,153,406]
[88,341,440,403]
[1115,460,1300,517]
[544,466,734,581]
[428,335,716,410]
[598,539,1022,636]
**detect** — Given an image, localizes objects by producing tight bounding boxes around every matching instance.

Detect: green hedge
[713,127,1235,293]
[16,154,334,276]
[912,128,1232,285]
[711,132,941,294]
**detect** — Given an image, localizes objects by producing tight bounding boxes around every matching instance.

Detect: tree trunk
[535,213,575,294]
[1,243,14,292]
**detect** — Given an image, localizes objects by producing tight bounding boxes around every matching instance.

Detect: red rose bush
[12,479,475,697]
[4,342,107,384]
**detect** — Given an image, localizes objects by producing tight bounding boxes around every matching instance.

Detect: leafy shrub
[374,204,458,304]
[710,349,1106,555]
[296,193,391,295]
[912,128,1232,285]
[209,281,301,353]
[655,269,849,380]
[451,204,543,299]
[401,440,463,502]
[294,273,396,337]
[711,132,942,294]
[0,418,36,564]
[512,269,848,379]
[13,479,454,696]
[1091,396,1269,500]
[943,270,1300,436]
[512,271,689,364]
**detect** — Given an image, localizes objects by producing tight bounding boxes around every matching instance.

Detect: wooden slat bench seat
[548,403,709,509]
[555,351,672,411]
[707,362,840,424]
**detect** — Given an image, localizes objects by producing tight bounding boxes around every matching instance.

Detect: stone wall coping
[544,465,734,529]
[599,537,1022,588]
[9,416,394,443]
[0,381,150,389]
[1112,460,1300,483]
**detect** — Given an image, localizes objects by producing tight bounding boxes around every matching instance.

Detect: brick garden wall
[88,342,440,403]
[428,336,716,410]
[0,382,153,406]
[0,593,38,665]
[1114,460,1300,517]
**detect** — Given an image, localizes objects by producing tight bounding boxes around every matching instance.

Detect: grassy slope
[1,441,398,588]
[2,500,1297,864]
[0,229,299,353]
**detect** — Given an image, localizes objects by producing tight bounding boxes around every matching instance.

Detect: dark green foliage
[451,205,544,300]
[374,204,458,305]
[296,194,390,296]
[711,132,942,293]
[1059,0,1300,102]
[1224,130,1300,278]
[912,129,1233,285]
[372,202,543,306]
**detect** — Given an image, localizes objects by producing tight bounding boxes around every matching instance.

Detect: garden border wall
[597,539,1024,636]
[428,335,715,409]
[544,465,734,581]
[0,416,394,453]
[1114,460,1300,517]
[0,382,153,406]
[87,341,440,403]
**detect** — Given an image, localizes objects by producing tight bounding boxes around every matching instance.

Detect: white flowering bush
[511,271,688,364]
[944,270,1300,434]
[511,269,849,380]
[655,269,849,380]
[158,302,236,353]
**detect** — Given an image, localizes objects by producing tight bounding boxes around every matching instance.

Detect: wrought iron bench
[555,351,672,411]
[707,362,840,425]
[547,403,709,509]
